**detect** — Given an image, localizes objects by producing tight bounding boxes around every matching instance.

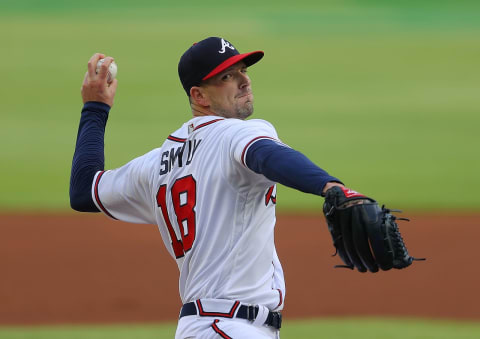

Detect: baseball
[96,58,117,83]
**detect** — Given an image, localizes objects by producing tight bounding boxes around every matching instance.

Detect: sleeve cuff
[82,101,111,114]
[319,179,344,197]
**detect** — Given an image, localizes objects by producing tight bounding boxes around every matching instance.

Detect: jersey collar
[187,116,226,134]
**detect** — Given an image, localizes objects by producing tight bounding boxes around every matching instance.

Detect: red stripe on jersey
[196,300,240,318]
[167,135,186,143]
[241,136,276,167]
[211,319,233,339]
[193,118,224,131]
[276,289,283,309]
[94,171,117,220]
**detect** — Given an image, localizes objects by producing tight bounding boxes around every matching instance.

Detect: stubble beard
[212,99,254,120]
[235,101,253,120]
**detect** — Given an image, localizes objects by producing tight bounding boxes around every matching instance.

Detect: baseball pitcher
[70,37,421,339]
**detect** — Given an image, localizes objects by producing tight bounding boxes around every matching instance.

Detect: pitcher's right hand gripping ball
[323,186,424,273]
[81,53,118,107]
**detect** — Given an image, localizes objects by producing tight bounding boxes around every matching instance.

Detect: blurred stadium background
[1,1,479,338]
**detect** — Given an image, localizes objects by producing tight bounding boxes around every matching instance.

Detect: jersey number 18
[156,175,197,259]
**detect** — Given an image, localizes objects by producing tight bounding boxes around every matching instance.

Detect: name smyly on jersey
[159,139,202,175]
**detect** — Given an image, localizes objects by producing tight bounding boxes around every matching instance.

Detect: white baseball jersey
[92,116,285,311]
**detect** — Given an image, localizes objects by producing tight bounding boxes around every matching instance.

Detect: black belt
[179,301,282,330]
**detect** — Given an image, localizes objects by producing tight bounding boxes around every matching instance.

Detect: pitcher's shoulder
[245,119,275,130]
[220,118,276,131]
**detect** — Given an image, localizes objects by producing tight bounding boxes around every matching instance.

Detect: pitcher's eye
[222,74,232,81]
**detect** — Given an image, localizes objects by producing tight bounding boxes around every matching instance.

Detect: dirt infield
[0,212,479,325]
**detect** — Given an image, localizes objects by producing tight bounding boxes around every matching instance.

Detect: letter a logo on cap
[219,38,235,54]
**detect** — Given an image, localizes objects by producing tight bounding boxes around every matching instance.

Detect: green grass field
[1,318,480,339]
[1,0,479,211]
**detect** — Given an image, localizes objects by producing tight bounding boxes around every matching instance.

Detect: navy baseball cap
[178,37,264,96]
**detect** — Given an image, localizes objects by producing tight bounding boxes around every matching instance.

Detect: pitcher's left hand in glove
[323,186,424,273]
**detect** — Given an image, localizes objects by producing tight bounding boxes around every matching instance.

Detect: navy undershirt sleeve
[245,139,342,196]
[69,102,111,212]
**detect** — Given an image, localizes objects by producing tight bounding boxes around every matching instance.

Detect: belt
[179,301,282,330]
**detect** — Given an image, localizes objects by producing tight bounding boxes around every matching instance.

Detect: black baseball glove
[323,186,424,273]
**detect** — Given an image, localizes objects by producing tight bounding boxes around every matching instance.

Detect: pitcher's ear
[190,86,209,107]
